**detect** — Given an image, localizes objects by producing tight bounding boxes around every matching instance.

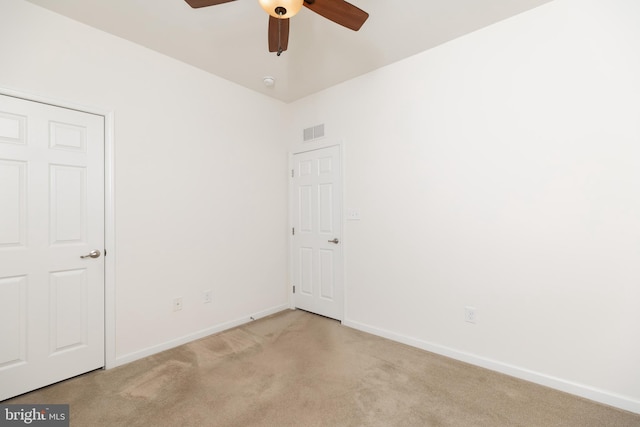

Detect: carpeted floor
[5,309,640,426]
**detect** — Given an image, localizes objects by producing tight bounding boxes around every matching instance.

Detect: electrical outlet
[203,290,212,304]
[464,306,477,324]
[173,297,183,312]
[346,208,361,220]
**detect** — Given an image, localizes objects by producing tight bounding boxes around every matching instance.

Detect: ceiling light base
[258,0,304,19]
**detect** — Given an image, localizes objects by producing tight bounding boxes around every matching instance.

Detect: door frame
[0,86,117,369]
[288,140,346,321]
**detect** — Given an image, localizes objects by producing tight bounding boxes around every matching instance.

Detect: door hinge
[291,169,294,178]
[293,285,296,294]
[292,227,295,236]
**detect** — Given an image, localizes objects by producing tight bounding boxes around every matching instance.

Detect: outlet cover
[464,306,477,324]
[203,290,212,303]
[347,209,361,220]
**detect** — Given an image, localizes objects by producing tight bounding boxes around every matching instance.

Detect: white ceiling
[24,0,552,103]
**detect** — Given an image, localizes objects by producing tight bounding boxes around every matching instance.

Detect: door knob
[80,249,101,259]
[328,238,339,244]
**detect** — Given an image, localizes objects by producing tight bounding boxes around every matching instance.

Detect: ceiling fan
[184,0,369,56]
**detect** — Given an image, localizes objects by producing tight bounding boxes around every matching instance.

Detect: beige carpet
[5,309,640,426]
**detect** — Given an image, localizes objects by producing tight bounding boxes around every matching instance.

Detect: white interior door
[292,145,343,320]
[0,94,105,400]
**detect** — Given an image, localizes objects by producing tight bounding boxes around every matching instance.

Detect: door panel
[300,248,313,295]
[0,111,26,144]
[0,160,27,247]
[50,165,87,244]
[299,185,313,232]
[292,145,343,320]
[50,269,88,353]
[0,94,104,400]
[319,249,334,299]
[318,183,333,233]
[49,120,87,152]
[0,275,27,369]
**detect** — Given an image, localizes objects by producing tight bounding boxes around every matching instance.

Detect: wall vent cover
[303,124,325,142]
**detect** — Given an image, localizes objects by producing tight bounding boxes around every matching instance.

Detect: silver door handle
[80,249,101,259]
[328,238,339,244]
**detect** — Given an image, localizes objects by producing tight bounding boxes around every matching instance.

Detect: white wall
[0,0,290,363]
[2,0,639,415]
[287,0,640,413]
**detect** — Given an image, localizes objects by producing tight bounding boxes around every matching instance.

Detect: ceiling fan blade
[184,0,236,9]
[269,16,290,54]
[303,0,369,31]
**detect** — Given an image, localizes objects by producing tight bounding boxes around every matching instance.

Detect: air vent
[303,127,314,142]
[313,124,325,139]
[303,124,325,142]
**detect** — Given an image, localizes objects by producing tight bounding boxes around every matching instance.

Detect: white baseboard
[342,318,640,415]
[109,304,290,368]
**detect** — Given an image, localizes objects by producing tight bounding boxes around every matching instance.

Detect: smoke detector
[263,76,276,87]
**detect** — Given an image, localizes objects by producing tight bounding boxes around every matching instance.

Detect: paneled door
[292,145,343,320]
[0,94,105,400]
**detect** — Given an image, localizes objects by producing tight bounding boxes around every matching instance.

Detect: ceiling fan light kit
[259,0,304,19]
[184,0,368,56]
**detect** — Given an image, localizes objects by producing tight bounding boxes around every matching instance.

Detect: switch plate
[173,297,183,312]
